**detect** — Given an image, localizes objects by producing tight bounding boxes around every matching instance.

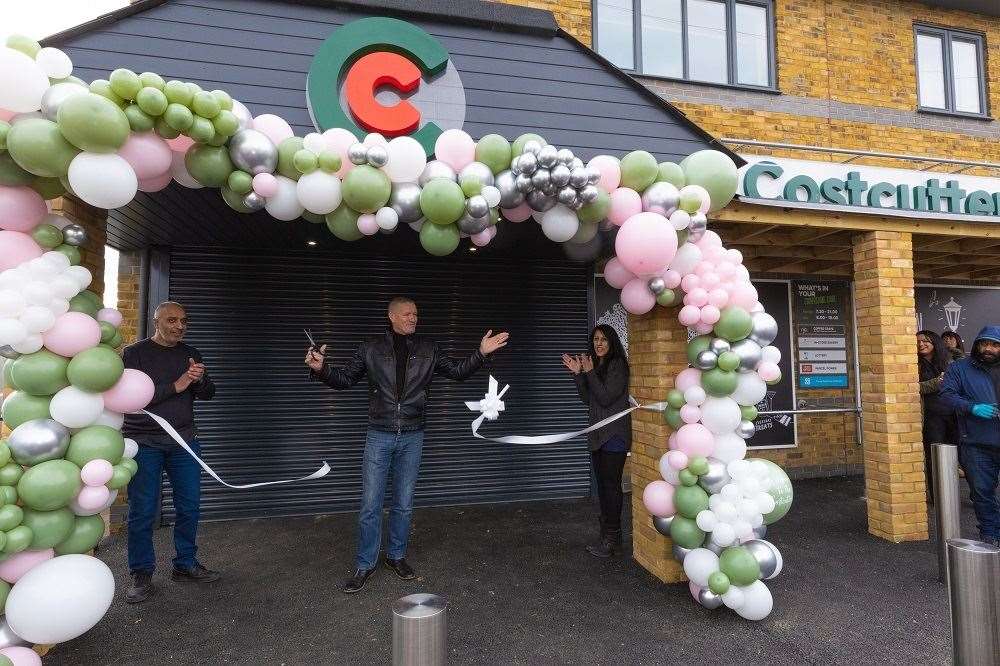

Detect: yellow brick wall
[493,0,592,45]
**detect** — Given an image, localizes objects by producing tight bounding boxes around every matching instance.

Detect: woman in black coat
[917,330,956,499]
[941,331,966,361]
[562,325,631,558]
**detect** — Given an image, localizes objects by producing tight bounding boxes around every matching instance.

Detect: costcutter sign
[738,156,1000,222]
[307,17,467,155]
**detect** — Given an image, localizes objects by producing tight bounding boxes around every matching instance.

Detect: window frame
[593,0,779,92]
[914,24,989,120]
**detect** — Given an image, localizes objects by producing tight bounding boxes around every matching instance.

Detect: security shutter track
[162,249,591,521]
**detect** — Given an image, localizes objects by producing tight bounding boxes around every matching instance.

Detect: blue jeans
[960,443,1000,541]
[127,440,202,574]
[356,429,424,570]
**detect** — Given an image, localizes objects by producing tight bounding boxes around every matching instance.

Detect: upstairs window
[915,25,987,117]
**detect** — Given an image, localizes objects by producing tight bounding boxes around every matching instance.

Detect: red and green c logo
[307,17,461,156]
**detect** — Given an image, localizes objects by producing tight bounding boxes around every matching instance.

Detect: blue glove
[971,403,998,419]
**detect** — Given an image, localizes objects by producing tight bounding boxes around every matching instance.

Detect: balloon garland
[0,29,795,659]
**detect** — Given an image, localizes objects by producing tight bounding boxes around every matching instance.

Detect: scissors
[304,329,322,352]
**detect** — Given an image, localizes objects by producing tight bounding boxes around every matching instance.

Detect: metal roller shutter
[163,248,592,521]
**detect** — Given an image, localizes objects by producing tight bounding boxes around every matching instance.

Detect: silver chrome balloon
[543,181,560,197]
[230,99,253,131]
[61,223,87,247]
[743,539,782,579]
[457,212,491,235]
[640,181,680,216]
[531,168,551,190]
[347,142,369,166]
[242,192,265,211]
[517,152,538,175]
[698,458,731,495]
[736,420,757,439]
[0,345,20,360]
[672,544,692,563]
[556,148,575,165]
[569,167,589,189]
[466,195,489,219]
[526,190,555,212]
[8,418,71,465]
[418,160,457,186]
[688,213,708,242]
[459,161,494,188]
[647,277,666,295]
[557,186,578,206]
[366,145,389,168]
[690,212,708,230]
[568,198,585,211]
[704,538,725,555]
[579,185,600,204]
[571,157,585,171]
[0,618,30,649]
[696,350,718,370]
[389,182,424,223]
[586,166,602,185]
[709,338,731,355]
[522,140,543,156]
[40,81,88,121]
[749,312,779,346]
[731,338,763,372]
[537,144,558,169]
[510,156,521,174]
[697,588,725,609]
[514,173,534,194]
[229,129,279,175]
[550,164,571,188]
[494,170,524,209]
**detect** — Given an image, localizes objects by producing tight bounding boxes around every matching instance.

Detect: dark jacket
[573,356,631,452]
[311,331,485,433]
[940,325,1000,449]
[918,356,949,416]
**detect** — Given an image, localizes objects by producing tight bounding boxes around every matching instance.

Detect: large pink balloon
[0,647,42,666]
[96,308,124,327]
[41,312,101,357]
[676,423,715,458]
[501,202,532,223]
[137,171,173,193]
[433,129,475,171]
[675,367,702,392]
[0,549,54,584]
[621,277,655,314]
[615,212,678,277]
[603,257,635,289]
[0,186,47,232]
[642,480,676,518]
[0,230,43,271]
[103,369,155,413]
[608,188,641,226]
[587,155,621,192]
[252,114,294,146]
[678,304,701,327]
[322,128,358,178]
[118,132,172,180]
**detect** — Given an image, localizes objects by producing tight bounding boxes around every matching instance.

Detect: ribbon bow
[466,375,510,429]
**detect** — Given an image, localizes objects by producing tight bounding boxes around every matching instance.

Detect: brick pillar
[628,308,688,583]
[52,196,107,296]
[117,250,142,345]
[852,230,928,542]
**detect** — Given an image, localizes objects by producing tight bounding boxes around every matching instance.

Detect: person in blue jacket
[940,326,1000,546]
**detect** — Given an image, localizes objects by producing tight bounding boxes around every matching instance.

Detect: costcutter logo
[307,17,467,155]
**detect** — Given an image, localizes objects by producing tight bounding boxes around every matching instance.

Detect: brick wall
[117,251,142,346]
[493,0,592,44]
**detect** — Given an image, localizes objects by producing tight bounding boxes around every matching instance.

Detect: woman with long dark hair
[941,331,966,360]
[918,330,956,499]
[562,324,631,558]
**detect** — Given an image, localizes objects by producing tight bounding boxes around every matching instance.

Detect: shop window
[594,0,776,90]
[915,25,987,118]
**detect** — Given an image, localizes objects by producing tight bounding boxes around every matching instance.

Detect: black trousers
[923,411,958,501]
[590,449,627,533]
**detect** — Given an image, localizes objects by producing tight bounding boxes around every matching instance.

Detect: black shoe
[384,557,416,580]
[126,571,155,604]
[586,540,615,558]
[343,567,376,593]
[170,563,221,583]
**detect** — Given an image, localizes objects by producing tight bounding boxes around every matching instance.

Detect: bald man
[306,296,508,593]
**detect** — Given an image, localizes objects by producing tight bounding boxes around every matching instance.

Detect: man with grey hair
[306,296,509,593]
[122,301,218,604]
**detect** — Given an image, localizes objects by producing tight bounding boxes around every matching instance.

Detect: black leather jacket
[311,331,486,432]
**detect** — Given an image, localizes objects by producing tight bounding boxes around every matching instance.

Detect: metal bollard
[392,593,447,666]
[947,539,1000,665]
[932,444,962,582]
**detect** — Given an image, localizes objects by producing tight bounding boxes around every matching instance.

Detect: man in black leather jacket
[306,297,509,593]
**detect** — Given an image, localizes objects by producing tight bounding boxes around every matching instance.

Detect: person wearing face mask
[562,324,631,558]
[941,326,1000,546]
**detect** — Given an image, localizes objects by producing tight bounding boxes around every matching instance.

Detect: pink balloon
[688,581,702,601]
[693,321,714,334]
[252,172,279,198]
[676,423,715,458]
[252,114,294,146]
[725,248,744,264]
[81,459,114,487]
[750,300,765,313]
[687,288,708,307]
[165,134,195,153]
[42,312,101,357]
[680,403,702,424]
[666,450,689,470]
[96,308,123,327]
[501,202,532,223]
[433,129,475,171]
[717,261,736,278]
[76,484,111,511]
[642,480,676,518]
[471,230,492,247]
[0,647,42,666]
[615,212,678,277]
[603,257,635,289]
[704,246,726,262]
[322,128,358,178]
[668,433,678,450]
[680,274,701,293]
[137,170,173,193]
[587,155,621,192]
[0,186,47,232]
[608,188,641,226]
[103,368,155,413]
[696,230,723,250]
[675,367,702,392]
[700,305,721,325]
[708,288,730,308]
[118,132,172,180]
[357,213,379,236]
[487,225,498,239]
[0,230,43,271]
[702,272,721,288]
[0,549,54,584]
[620,278,655,315]
[0,108,14,122]
[730,282,759,309]
[662,269,681,289]
[678,304,701,326]
[758,361,781,382]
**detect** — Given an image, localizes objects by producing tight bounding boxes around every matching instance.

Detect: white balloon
[696,509,718,532]
[363,133,387,147]
[721,586,746,610]
[68,153,138,209]
[669,242,702,275]
[50,386,105,429]
[49,298,70,316]
[540,205,579,243]
[26,257,58,280]
[755,492,776,515]
[0,46,50,112]
[738,477,761,497]
[699,396,741,434]
[481,185,502,209]
[43,251,72,270]
[731,372,767,407]
[35,47,73,78]
[264,175,304,221]
[761,345,781,364]
[295,170,342,215]
[123,438,139,459]
[0,319,28,347]
[712,432,747,464]
[302,132,327,154]
[734,581,773,620]
[12,333,42,354]
[720,484,740,500]
[728,459,752,480]
[42,214,71,232]
[22,281,52,305]
[50,274,80,300]
[683,386,706,406]
[65,265,92,289]
[230,99,253,131]
[375,206,398,231]
[384,136,426,183]
[0,290,27,318]
[19,305,55,334]
[682,548,720,587]
[711,522,737,546]
[714,501,738,524]
[70,488,117,516]
[170,151,203,188]
[5,554,115,644]
[92,409,125,430]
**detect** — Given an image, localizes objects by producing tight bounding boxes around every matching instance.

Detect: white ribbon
[142,410,331,489]
[466,375,668,445]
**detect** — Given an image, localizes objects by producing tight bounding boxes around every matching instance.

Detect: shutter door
[163,249,592,521]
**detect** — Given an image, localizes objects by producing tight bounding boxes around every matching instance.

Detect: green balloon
[276,137,305,180]
[212,89,234,111]
[666,389,685,410]
[664,407,683,430]
[22,507,74,549]
[325,204,363,241]
[0,152,34,186]
[681,150,739,212]
[154,117,181,140]
[187,116,215,143]
[318,151,341,173]
[10,349,69,396]
[192,91,221,119]
[0,465,22,487]
[741,405,759,421]
[99,321,118,344]
[0,651,11,666]
[656,289,678,307]
[212,110,239,137]
[68,293,99,316]
[185,144,234,188]
[107,465,132,490]
[6,118,79,177]
[30,176,66,200]
[0,121,7,151]
[419,178,465,225]
[475,134,512,174]
[164,103,194,132]
[120,458,138,476]
[460,176,482,198]
[81,290,102,308]
[57,93,131,153]
[342,165,391,213]
[32,221,67,248]
[753,458,793,524]
[227,170,252,195]
[163,80,193,106]
[669,515,706,549]
[656,162,687,188]
[678,468,698,487]
[719,546,761,585]
[0,441,10,467]
[578,190,610,225]
[206,131,228,147]
[620,150,658,191]
[136,86,168,117]
[6,35,41,58]
[0,392,51,430]
[220,186,253,213]
[674,484,709,518]
[419,222,460,257]
[2,362,14,391]
[511,133,545,156]
[714,307,753,342]
[302,211,325,224]
[702,368,738,397]
[3,525,33,556]
[0,505,24,532]
[66,426,125,468]
[109,69,142,100]
[678,187,704,214]
[138,71,165,90]
[0,486,17,505]
[686,335,712,366]
[708,571,731,595]
[89,79,126,107]
[717,351,740,372]
[108,331,123,349]
[688,456,710,476]
[293,149,318,174]
[55,243,81,265]
[17,459,81,511]
[67,346,124,392]
[55,514,106,555]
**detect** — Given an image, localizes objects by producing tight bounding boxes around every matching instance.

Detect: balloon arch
[0,34,793,659]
